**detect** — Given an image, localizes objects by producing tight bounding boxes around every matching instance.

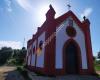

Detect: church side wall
[36,32,45,68]
[27,45,32,66]
[30,40,36,66]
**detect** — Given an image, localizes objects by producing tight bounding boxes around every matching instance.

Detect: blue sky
[0,0,99,56]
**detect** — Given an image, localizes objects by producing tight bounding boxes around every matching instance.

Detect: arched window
[39,40,43,50]
[33,46,35,54]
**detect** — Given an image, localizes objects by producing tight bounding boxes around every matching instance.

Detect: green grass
[95,65,100,71]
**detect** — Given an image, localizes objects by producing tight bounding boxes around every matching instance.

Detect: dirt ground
[96,71,100,75]
[0,66,15,80]
[0,66,100,80]
[0,66,24,80]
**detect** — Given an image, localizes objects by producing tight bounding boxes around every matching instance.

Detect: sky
[0,0,100,56]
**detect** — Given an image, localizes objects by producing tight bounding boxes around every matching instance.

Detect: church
[26,5,94,75]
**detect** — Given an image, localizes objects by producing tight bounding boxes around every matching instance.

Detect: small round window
[66,26,76,37]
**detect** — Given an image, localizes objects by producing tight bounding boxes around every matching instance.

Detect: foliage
[95,65,100,71]
[94,58,100,72]
[93,55,100,72]
[0,47,13,65]
[95,60,100,65]
[9,47,27,66]
[0,46,27,66]
[93,56,96,61]
[98,52,100,59]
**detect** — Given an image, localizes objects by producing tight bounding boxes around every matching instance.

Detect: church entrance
[65,41,78,74]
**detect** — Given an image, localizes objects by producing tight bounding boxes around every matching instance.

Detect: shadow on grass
[17,66,32,80]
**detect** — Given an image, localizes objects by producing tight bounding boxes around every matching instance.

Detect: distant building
[26,5,94,75]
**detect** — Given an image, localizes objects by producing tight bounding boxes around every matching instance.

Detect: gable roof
[27,9,88,46]
[55,10,83,28]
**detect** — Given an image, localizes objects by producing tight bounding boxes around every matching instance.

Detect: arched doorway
[64,41,78,74]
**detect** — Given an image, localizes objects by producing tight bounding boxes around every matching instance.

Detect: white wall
[56,17,88,69]
[73,22,88,69]
[31,40,36,66]
[36,32,45,68]
[56,19,69,68]
[27,46,32,65]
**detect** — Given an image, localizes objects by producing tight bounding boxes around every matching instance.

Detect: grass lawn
[95,65,100,71]
[95,64,100,77]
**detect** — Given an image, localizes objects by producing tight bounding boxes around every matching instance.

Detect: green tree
[93,56,96,61]
[0,47,13,65]
[12,47,27,65]
[97,51,100,59]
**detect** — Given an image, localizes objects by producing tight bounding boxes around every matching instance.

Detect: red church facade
[26,5,95,76]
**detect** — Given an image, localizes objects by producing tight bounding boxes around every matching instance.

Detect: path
[0,66,24,80]
[0,66,100,80]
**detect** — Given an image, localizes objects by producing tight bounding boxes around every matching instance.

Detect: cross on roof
[67,4,71,10]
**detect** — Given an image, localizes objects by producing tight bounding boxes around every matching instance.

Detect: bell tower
[46,5,56,21]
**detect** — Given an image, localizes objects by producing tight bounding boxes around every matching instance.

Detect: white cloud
[81,8,93,18]
[16,0,33,12]
[7,7,12,12]
[0,41,22,49]
[5,0,12,12]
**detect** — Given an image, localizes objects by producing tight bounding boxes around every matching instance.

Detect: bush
[95,60,100,65]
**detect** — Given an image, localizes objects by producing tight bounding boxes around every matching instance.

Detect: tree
[17,47,27,64]
[12,47,27,65]
[0,47,13,65]
[93,56,96,61]
[97,51,100,59]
